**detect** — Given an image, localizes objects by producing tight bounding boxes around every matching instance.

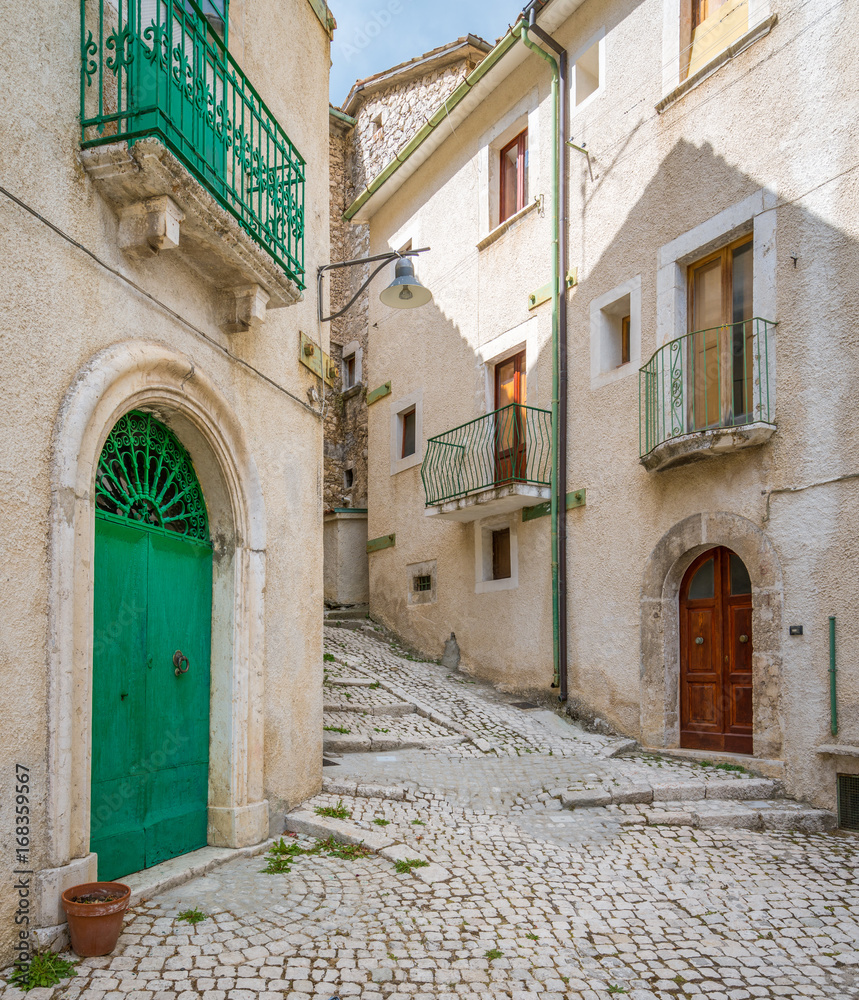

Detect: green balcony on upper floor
[79,0,305,332]
[421,404,553,521]
[639,318,777,472]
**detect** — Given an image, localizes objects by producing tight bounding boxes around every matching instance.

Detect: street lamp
[317,247,432,323]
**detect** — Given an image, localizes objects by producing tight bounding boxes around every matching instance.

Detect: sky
[328,0,515,106]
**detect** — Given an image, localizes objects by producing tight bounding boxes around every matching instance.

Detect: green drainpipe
[514,22,561,690]
[830,616,838,736]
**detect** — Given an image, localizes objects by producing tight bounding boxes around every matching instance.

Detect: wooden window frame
[400,406,417,460]
[499,130,528,225]
[620,315,631,367]
[686,234,753,430]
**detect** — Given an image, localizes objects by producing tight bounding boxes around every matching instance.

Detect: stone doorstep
[627,800,836,833]
[284,811,451,884]
[648,746,787,780]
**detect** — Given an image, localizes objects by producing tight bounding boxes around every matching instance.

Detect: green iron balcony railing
[639,317,776,458]
[80,0,305,288]
[421,404,553,507]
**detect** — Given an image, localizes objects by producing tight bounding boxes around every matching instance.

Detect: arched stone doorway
[679,546,753,754]
[640,512,784,759]
[40,342,268,919]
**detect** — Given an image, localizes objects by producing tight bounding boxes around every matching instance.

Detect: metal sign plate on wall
[300,332,337,387]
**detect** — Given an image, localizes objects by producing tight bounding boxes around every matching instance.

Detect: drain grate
[837,774,859,830]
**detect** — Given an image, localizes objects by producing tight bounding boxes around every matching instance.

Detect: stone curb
[568,801,836,833]
[323,702,416,717]
[284,811,451,883]
[323,733,467,754]
[322,777,407,800]
[559,777,781,809]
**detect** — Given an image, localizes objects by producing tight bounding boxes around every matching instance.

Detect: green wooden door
[91,412,212,881]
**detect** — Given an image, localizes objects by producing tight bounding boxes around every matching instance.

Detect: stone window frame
[571,27,606,115]
[655,188,777,349]
[589,275,642,389]
[477,89,541,241]
[407,560,438,606]
[660,0,776,104]
[474,514,519,594]
[341,339,363,392]
[389,388,423,475]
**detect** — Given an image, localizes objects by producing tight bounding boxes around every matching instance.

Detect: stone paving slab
[4,625,857,1000]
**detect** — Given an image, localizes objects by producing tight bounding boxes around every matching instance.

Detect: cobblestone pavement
[4,624,858,1000]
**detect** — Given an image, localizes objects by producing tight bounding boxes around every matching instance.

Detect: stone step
[324,606,370,620]
[558,776,780,809]
[322,733,467,754]
[322,702,416,717]
[630,798,836,834]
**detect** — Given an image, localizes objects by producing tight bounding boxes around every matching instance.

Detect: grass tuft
[176,907,208,925]
[8,954,77,992]
[314,799,351,820]
[393,858,430,874]
[485,948,503,960]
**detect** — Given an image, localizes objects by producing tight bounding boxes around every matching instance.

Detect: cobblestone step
[323,733,467,753]
[322,701,416,716]
[323,604,370,620]
[558,776,781,808]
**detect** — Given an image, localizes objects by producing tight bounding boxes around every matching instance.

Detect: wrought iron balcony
[80,0,304,297]
[422,404,552,521]
[639,318,776,471]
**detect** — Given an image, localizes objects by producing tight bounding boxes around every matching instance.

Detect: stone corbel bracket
[80,137,303,331]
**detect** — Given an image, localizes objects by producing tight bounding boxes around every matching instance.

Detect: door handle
[695,637,704,645]
[739,635,749,643]
[173,650,190,676]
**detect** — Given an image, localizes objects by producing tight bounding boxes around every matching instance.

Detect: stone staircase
[323,604,371,629]
[553,776,836,833]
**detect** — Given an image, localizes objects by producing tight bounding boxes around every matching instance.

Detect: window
[475,519,518,593]
[687,236,753,428]
[684,0,749,79]
[408,561,437,605]
[500,130,528,224]
[575,40,600,106]
[343,354,356,389]
[589,276,642,388]
[491,529,511,580]
[343,468,354,490]
[390,390,423,475]
[401,407,416,459]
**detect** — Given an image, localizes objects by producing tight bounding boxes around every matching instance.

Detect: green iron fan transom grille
[96,411,210,542]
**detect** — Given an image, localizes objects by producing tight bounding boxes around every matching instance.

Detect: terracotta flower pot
[61,882,131,957]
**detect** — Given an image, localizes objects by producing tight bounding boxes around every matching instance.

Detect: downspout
[514,18,569,702]
[829,616,838,736]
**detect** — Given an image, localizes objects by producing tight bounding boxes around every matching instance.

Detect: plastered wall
[361,0,859,809]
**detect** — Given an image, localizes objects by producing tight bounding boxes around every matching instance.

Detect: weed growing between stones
[315,799,352,819]
[8,953,77,991]
[323,653,336,662]
[608,986,628,994]
[485,948,503,960]
[259,834,371,873]
[324,726,351,734]
[393,858,430,874]
[176,907,208,925]
[373,818,390,826]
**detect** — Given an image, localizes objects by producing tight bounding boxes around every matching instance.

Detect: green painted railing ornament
[95,411,210,543]
[80,0,305,288]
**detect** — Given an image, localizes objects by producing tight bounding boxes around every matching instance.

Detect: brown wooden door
[680,546,753,754]
[494,351,526,483]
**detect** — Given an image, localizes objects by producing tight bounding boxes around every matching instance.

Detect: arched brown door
[680,546,753,754]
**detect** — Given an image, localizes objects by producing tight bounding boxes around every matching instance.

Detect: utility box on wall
[323,509,370,604]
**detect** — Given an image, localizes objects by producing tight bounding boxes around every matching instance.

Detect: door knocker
[173,650,190,676]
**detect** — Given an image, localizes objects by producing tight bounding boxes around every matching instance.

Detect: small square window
[413,575,432,593]
[574,40,601,106]
[401,407,416,459]
[343,468,354,490]
[408,560,437,605]
[491,528,511,580]
[589,276,641,388]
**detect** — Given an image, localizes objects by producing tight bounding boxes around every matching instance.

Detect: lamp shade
[379,257,433,309]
